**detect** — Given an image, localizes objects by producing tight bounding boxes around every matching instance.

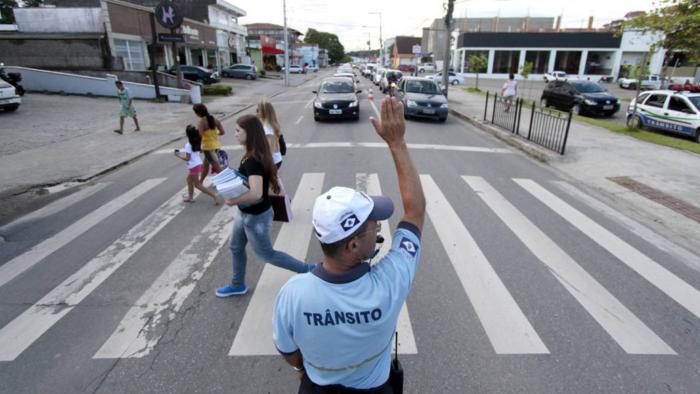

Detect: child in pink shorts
[174,125,219,204]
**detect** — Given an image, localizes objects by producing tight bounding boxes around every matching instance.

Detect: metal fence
[484,92,572,155]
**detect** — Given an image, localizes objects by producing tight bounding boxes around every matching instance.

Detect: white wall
[14,8,102,33]
[6,66,192,102]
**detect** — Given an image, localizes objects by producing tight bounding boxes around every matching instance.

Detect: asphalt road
[0,71,699,393]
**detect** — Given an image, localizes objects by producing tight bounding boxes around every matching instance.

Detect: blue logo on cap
[341,214,360,231]
[399,238,418,256]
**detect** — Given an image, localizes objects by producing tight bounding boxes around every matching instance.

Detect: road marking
[295,115,304,125]
[0,187,195,361]
[155,143,511,155]
[554,181,700,274]
[94,205,235,359]
[359,173,418,354]
[304,97,315,109]
[370,100,380,118]
[0,179,165,289]
[464,176,675,354]
[421,175,548,354]
[0,183,110,233]
[517,179,700,319]
[230,173,324,356]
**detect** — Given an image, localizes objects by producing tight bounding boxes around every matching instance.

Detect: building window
[492,51,520,74]
[465,51,488,73]
[554,51,582,74]
[114,39,146,71]
[524,51,550,74]
[585,51,615,75]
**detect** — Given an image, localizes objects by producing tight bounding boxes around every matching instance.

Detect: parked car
[0,79,21,112]
[333,72,359,83]
[543,71,567,82]
[540,80,620,117]
[221,64,257,80]
[396,77,448,122]
[618,74,667,90]
[307,65,319,72]
[418,63,436,73]
[397,64,416,73]
[312,77,361,121]
[373,69,386,86]
[284,65,305,74]
[430,71,464,85]
[167,65,220,84]
[380,70,403,93]
[363,64,377,77]
[627,90,700,142]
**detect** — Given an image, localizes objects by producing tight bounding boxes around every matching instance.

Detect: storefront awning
[263,47,285,55]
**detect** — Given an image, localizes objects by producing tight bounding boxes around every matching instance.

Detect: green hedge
[203,84,232,96]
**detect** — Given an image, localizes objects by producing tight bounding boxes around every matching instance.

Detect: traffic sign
[155,1,183,30]
[158,33,184,43]
[412,44,422,55]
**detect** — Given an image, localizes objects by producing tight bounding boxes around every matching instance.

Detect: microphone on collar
[368,235,385,261]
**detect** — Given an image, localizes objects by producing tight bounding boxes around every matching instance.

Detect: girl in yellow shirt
[193,104,226,183]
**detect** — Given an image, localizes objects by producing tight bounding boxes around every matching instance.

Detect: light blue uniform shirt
[273,222,421,389]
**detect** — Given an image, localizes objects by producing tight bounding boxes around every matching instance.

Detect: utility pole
[283,0,290,87]
[370,12,382,65]
[148,12,162,99]
[442,0,454,96]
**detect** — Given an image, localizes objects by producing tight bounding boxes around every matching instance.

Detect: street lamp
[368,12,382,65]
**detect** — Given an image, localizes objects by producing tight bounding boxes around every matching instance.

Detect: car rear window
[571,81,605,93]
[320,81,354,93]
[688,96,700,112]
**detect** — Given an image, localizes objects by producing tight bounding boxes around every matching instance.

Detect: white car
[543,71,567,82]
[0,80,21,112]
[363,64,376,77]
[431,72,464,85]
[618,74,666,90]
[627,90,700,142]
[284,65,305,74]
[418,63,436,73]
[334,72,357,82]
[373,69,385,86]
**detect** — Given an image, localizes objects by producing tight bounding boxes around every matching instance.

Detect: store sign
[155,1,183,30]
[261,35,276,51]
[158,33,184,43]
[182,25,200,38]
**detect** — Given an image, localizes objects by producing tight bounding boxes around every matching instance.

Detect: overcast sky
[231,0,658,51]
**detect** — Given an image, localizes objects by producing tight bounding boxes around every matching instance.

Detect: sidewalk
[448,87,700,256]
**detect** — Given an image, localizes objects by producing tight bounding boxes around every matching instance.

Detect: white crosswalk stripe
[421,175,549,354]
[94,204,235,359]
[0,187,196,362]
[518,179,700,318]
[359,173,418,354]
[0,178,165,289]
[229,173,324,356]
[464,176,675,354]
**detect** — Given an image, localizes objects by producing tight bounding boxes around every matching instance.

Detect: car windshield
[320,81,354,93]
[572,81,605,93]
[688,96,700,111]
[405,80,440,94]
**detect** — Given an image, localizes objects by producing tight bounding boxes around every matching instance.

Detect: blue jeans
[229,207,310,287]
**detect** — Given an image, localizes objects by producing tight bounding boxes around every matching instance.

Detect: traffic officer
[272,96,426,393]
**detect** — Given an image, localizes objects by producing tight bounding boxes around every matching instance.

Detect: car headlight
[584,99,597,106]
[407,100,418,108]
[440,103,448,109]
[348,100,358,108]
[314,101,323,109]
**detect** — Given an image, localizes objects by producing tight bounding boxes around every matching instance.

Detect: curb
[449,108,556,163]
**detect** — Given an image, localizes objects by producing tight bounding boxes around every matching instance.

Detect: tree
[519,61,534,100]
[625,0,700,63]
[0,0,18,24]
[467,53,488,90]
[304,28,345,64]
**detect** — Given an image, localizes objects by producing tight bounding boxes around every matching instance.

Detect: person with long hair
[193,104,225,183]
[216,114,312,297]
[256,100,284,168]
[174,125,219,204]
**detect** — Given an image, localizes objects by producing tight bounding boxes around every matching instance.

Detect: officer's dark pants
[299,373,393,394]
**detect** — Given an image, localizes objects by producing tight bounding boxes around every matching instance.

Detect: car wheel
[5,104,19,112]
[629,83,637,90]
[438,117,447,122]
[572,104,582,116]
[540,98,549,108]
[246,74,253,80]
[451,80,458,86]
[627,114,643,130]
[695,128,700,143]
[314,115,320,122]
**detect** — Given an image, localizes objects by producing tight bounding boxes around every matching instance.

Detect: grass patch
[202,83,233,96]
[464,87,486,95]
[574,115,700,154]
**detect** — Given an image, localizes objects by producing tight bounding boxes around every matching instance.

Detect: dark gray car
[222,64,257,80]
[396,77,448,122]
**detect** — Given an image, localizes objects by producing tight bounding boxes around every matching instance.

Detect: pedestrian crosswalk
[0,172,698,363]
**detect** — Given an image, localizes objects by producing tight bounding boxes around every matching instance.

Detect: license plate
[423,109,436,114]
[603,105,614,110]
[329,109,342,115]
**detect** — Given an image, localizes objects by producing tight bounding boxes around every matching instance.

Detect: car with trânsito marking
[313,77,362,121]
[626,90,700,142]
[395,77,448,122]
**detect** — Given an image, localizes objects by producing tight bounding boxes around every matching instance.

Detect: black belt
[298,373,393,394]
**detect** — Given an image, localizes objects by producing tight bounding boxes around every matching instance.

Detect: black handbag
[279,134,287,156]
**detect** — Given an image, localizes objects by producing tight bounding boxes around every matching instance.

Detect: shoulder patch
[399,237,418,256]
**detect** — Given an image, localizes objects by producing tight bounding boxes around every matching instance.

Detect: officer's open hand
[370,97,406,148]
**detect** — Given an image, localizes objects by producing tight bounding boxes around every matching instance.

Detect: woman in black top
[216,115,313,297]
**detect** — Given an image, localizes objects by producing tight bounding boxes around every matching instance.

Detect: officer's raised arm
[370,97,426,233]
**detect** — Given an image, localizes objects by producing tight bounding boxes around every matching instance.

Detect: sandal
[182,197,195,203]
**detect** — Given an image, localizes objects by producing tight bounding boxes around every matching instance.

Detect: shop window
[492,51,520,74]
[524,51,549,74]
[114,39,146,71]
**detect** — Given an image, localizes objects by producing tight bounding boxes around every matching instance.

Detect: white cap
[312,186,394,244]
